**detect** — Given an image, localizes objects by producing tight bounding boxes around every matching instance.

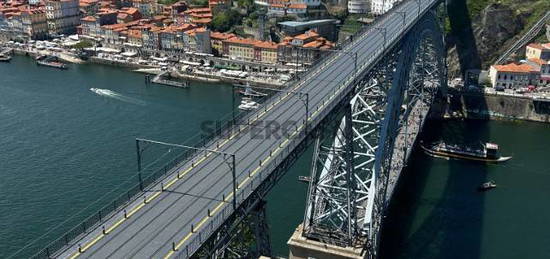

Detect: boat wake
[90,88,146,105]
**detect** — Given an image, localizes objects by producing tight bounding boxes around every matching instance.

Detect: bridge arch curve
[302,10,447,258]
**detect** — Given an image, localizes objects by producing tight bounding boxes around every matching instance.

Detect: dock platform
[147,71,188,88]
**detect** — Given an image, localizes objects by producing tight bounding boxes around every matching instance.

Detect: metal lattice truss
[303,11,446,253]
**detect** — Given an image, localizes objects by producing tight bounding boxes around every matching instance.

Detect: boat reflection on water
[420,141,512,163]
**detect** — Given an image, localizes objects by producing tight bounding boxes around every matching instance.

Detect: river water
[1,56,549,258]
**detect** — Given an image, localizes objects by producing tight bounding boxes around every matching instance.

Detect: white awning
[151,56,168,62]
[97,47,121,53]
[179,60,201,66]
[121,52,138,57]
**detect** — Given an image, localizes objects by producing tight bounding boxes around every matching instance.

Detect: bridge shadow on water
[380,119,491,259]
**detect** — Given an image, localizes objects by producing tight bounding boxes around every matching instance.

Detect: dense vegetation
[463,0,550,36]
[446,0,549,75]
[189,0,208,6]
[210,9,243,32]
[158,0,180,5]
[72,40,94,49]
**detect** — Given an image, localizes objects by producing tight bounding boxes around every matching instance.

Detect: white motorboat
[89,88,114,96]
[238,97,259,111]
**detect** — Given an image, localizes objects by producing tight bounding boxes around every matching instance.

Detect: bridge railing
[30,144,203,259]
[31,84,295,259]
[174,125,307,259]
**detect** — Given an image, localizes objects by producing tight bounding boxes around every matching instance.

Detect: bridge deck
[54,0,438,258]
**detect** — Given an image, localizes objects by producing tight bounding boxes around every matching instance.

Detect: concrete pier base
[287,224,365,259]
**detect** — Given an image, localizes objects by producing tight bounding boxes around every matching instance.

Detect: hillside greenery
[210,9,243,32]
[463,0,550,34]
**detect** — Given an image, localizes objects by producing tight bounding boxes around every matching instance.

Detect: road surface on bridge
[55,0,438,258]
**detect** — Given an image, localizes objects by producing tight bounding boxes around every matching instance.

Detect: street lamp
[294,46,358,80]
[375,27,387,49]
[396,11,407,26]
[415,0,422,16]
[135,138,239,210]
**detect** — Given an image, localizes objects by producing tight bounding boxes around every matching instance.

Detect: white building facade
[254,0,320,17]
[489,63,538,89]
[371,0,399,15]
[45,0,80,36]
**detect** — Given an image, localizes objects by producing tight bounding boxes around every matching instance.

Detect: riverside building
[0,1,48,40]
[371,0,399,15]
[348,0,370,14]
[45,0,80,36]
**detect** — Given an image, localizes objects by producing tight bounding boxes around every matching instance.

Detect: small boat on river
[298,176,311,183]
[0,54,11,62]
[421,141,512,163]
[478,181,497,191]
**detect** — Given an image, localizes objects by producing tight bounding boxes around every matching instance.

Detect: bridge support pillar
[251,200,272,257]
[288,224,365,259]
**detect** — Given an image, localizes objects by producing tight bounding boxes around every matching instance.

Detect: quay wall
[430,90,550,123]
[7,49,284,87]
[88,57,156,69]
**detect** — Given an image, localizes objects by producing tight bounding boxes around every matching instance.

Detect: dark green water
[2,56,549,258]
[268,119,550,258]
[0,56,236,257]
[380,120,550,259]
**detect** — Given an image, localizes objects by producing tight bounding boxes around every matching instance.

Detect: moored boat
[421,141,512,163]
[298,176,311,183]
[37,59,67,69]
[36,55,67,69]
[238,97,259,111]
[0,54,11,62]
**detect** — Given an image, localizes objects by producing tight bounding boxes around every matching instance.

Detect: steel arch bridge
[22,1,448,259]
[301,10,446,257]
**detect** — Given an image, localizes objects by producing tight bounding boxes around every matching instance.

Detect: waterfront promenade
[2,41,295,88]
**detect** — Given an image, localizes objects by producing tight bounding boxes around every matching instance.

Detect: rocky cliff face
[446,0,550,78]
[476,4,522,63]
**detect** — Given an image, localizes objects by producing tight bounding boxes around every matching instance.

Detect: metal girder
[176,98,351,259]
[177,10,446,259]
[302,10,446,257]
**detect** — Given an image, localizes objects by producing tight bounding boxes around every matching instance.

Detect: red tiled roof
[81,15,96,22]
[492,63,537,73]
[288,3,306,9]
[294,30,319,41]
[210,31,236,40]
[254,41,278,49]
[185,27,207,36]
[192,18,211,24]
[527,43,544,50]
[127,29,142,38]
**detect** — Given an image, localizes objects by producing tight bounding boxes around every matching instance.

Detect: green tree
[189,0,208,7]
[210,9,242,32]
[237,0,255,13]
[158,0,179,5]
[72,40,94,49]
